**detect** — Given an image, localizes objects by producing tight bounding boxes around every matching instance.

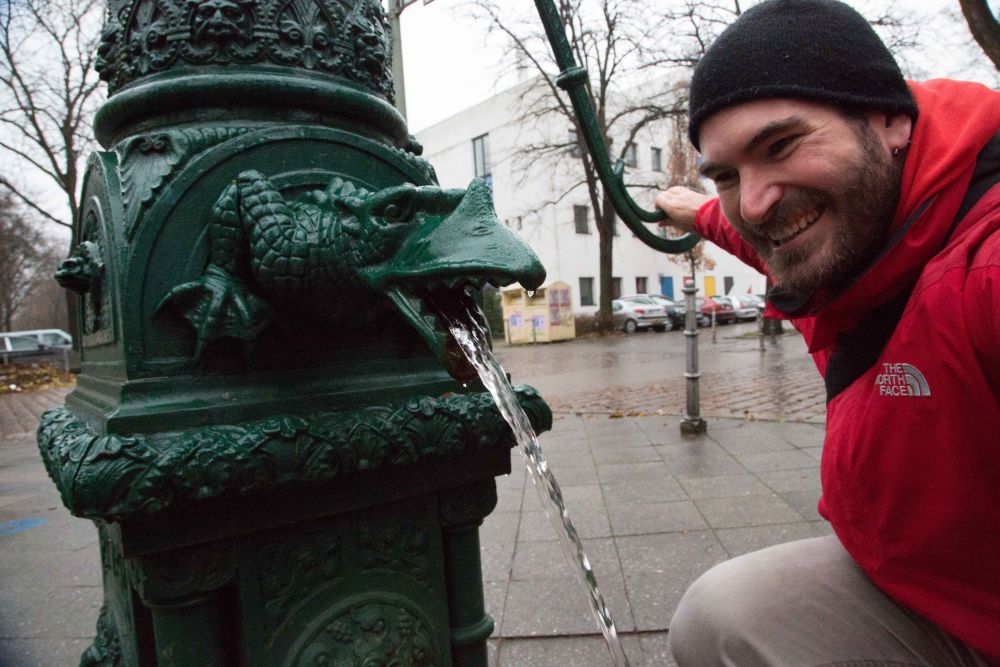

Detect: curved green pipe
[534,0,700,254]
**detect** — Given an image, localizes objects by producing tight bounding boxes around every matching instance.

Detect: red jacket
[693,80,1000,656]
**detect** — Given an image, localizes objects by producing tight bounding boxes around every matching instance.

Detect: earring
[892,147,901,156]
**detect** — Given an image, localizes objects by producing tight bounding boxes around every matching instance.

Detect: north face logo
[875,362,931,397]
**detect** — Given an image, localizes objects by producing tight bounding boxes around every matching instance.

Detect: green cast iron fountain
[38,1,553,665]
[38,0,703,663]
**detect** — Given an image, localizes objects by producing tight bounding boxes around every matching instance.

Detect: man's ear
[868,111,913,153]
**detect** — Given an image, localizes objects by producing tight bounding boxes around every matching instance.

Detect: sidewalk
[0,331,826,665]
[482,413,825,665]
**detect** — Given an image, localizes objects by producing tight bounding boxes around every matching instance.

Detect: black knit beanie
[688,0,918,149]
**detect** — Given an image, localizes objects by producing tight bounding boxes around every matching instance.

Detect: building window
[574,205,589,234]
[568,129,581,158]
[623,142,637,168]
[473,134,492,189]
[579,277,595,306]
[611,277,622,299]
[636,276,647,294]
[651,147,663,172]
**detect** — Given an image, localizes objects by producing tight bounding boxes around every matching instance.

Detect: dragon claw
[157,264,273,363]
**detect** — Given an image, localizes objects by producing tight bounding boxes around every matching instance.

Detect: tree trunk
[959,0,1000,71]
[595,194,616,333]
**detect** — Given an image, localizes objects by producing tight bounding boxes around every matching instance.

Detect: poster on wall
[549,287,571,325]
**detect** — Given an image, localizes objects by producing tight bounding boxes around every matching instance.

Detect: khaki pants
[668,535,995,666]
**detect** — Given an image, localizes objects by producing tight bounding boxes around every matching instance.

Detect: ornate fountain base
[40,388,551,666]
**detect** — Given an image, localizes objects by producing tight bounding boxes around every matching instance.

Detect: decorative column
[39,1,551,664]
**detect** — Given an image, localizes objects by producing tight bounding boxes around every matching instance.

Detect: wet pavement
[0,324,828,666]
[495,321,825,423]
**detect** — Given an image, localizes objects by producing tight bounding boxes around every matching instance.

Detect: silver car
[612,297,669,333]
[720,295,760,321]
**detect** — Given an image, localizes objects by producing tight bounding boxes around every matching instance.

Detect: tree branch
[959,0,1000,70]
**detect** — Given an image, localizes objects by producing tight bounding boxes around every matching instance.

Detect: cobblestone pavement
[496,323,826,423]
[0,388,70,440]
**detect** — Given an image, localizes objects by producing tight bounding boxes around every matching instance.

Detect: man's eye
[767,136,799,158]
[712,170,738,188]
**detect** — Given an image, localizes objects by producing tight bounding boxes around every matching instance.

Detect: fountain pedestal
[59,419,526,666]
[38,1,549,664]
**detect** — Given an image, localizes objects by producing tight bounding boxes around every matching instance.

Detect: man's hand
[654,187,712,235]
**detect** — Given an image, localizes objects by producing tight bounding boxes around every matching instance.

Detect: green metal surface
[532,0,701,254]
[42,1,553,664]
[38,386,551,521]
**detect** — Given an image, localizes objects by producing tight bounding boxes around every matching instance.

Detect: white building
[415,78,766,313]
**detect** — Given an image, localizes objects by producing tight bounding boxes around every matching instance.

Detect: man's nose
[738,172,782,225]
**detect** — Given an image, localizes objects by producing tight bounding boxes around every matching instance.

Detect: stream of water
[444,310,630,667]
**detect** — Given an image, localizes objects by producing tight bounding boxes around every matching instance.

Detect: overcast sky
[398,0,997,133]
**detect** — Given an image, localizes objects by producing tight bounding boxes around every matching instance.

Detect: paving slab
[617,531,729,631]
[601,478,688,507]
[608,500,709,536]
[694,492,805,529]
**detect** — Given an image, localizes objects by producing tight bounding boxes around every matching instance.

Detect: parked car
[720,295,760,321]
[612,298,669,333]
[0,334,64,365]
[620,294,685,331]
[696,296,736,325]
[1,329,72,349]
[742,294,767,312]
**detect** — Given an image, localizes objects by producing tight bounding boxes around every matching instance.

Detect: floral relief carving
[95,0,394,99]
[259,534,342,640]
[117,127,252,237]
[274,0,341,70]
[293,598,439,666]
[358,523,430,583]
[37,386,552,522]
[80,603,124,667]
[123,0,177,80]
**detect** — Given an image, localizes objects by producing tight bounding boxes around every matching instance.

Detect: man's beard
[739,122,902,295]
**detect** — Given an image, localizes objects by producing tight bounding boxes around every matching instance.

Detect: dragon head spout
[360,179,545,380]
[157,173,544,380]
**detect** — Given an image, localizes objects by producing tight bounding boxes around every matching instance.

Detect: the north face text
[875,362,931,397]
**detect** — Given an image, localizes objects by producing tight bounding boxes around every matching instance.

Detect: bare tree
[958,0,1000,71]
[658,82,719,281]
[468,0,709,331]
[12,247,70,331]
[0,190,52,330]
[0,0,104,230]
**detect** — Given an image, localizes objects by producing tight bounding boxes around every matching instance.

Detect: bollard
[758,310,765,352]
[680,279,707,435]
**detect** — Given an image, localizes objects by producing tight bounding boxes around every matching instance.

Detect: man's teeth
[769,210,821,245]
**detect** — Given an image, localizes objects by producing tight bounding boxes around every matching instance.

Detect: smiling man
[654,0,1000,665]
